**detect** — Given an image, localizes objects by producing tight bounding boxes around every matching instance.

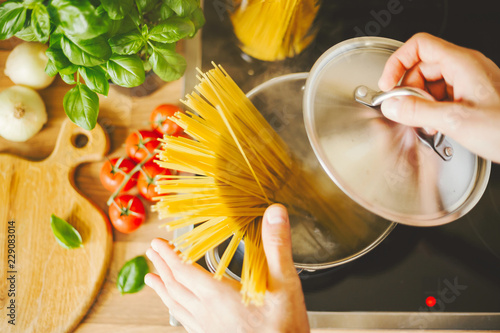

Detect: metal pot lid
[303,37,491,226]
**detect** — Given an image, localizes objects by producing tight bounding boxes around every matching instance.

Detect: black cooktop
[200,0,500,314]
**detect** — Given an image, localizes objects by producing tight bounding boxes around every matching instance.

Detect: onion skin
[4,42,55,90]
[0,86,47,142]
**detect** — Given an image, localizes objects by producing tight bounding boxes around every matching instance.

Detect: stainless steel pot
[206,72,397,276]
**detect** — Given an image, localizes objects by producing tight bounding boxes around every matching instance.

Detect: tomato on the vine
[150,104,184,136]
[138,161,172,201]
[100,157,137,192]
[109,194,145,233]
[125,130,161,163]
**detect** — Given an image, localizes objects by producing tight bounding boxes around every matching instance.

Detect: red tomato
[125,130,161,163]
[137,161,172,201]
[109,194,145,233]
[150,104,184,136]
[100,157,137,192]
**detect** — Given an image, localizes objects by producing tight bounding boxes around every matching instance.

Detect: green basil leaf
[117,256,149,294]
[63,84,99,130]
[61,35,111,66]
[60,73,76,84]
[107,54,145,87]
[45,58,59,77]
[189,7,205,33]
[150,49,186,82]
[79,66,109,96]
[148,17,195,43]
[149,40,175,53]
[100,0,133,20]
[163,0,197,17]
[15,25,38,42]
[49,32,63,47]
[128,5,141,26]
[159,3,174,20]
[50,0,109,39]
[32,4,50,43]
[50,214,83,249]
[143,59,152,72]
[46,46,78,75]
[143,2,162,22]
[135,0,155,14]
[0,2,27,40]
[109,31,145,55]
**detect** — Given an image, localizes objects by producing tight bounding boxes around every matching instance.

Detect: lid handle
[354,85,454,161]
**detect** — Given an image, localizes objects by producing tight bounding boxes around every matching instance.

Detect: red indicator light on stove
[426,296,436,307]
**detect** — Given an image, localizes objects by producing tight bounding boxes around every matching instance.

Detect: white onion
[0,85,47,142]
[4,42,55,90]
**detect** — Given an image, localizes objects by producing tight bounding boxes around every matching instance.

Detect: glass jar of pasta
[229,0,321,62]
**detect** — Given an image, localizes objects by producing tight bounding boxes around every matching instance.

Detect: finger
[150,238,219,296]
[145,248,200,309]
[401,65,426,90]
[261,204,298,289]
[144,273,201,333]
[425,79,448,101]
[378,33,458,91]
[380,95,468,133]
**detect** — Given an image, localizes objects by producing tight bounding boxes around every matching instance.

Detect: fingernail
[151,239,160,252]
[378,78,386,91]
[267,205,286,225]
[144,273,152,287]
[381,98,400,119]
[145,248,153,260]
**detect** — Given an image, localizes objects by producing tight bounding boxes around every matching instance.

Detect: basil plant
[0,0,204,130]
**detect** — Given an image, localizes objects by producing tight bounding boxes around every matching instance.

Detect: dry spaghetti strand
[154,63,365,306]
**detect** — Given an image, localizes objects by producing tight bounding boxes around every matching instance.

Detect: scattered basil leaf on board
[117,256,150,294]
[50,214,83,249]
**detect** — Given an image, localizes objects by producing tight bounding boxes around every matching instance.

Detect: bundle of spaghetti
[230,0,320,61]
[153,63,367,306]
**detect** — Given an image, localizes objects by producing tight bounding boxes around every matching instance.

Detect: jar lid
[303,37,491,226]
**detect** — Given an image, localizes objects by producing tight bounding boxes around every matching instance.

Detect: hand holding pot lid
[377,33,500,165]
[303,35,492,227]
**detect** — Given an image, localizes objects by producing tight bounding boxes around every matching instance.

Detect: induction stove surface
[198,0,500,328]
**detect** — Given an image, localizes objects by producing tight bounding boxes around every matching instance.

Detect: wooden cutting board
[0,119,113,333]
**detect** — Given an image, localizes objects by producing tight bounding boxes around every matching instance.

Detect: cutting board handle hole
[71,133,89,149]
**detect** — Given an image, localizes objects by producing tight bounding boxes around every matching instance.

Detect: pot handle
[354,85,454,161]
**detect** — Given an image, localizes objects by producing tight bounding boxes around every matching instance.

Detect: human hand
[378,32,500,163]
[144,204,310,333]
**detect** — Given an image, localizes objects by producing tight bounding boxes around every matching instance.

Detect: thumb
[262,204,297,286]
[380,96,466,133]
